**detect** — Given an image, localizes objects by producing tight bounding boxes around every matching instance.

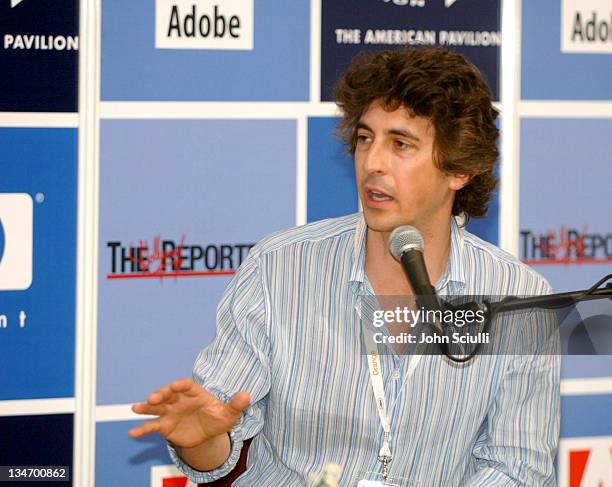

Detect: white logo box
[156,0,254,50]
[0,193,33,291]
[562,0,612,53]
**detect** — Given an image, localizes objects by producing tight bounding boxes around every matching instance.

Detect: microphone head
[389,225,424,261]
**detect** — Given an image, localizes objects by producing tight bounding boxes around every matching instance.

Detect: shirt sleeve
[465,304,561,486]
[168,251,271,483]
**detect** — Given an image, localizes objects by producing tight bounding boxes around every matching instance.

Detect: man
[130,48,559,486]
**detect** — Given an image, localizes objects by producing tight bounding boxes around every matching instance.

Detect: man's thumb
[226,391,251,416]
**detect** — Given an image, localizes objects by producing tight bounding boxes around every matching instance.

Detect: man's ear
[448,173,470,191]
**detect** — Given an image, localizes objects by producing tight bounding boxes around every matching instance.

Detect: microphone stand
[437,274,612,363]
[485,273,612,315]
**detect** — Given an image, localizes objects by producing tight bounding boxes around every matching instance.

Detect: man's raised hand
[128,378,250,449]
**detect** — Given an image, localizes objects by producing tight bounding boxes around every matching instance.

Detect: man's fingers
[169,378,196,394]
[147,385,173,405]
[128,418,162,439]
[169,379,222,403]
[226,391,251,416]
[132,402,165,416]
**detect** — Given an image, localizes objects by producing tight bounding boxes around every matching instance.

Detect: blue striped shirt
[170,213,560,486]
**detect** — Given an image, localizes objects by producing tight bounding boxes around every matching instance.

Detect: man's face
[354,100,466,235]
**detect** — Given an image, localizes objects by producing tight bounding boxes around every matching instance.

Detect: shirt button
[392,369,400,380]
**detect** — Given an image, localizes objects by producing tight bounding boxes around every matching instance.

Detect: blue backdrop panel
[522,0,612,100]
[561,394,612,438]
[97,119,296,404]
[520,118,612,380]
[307,117,358,222]
[321,0,501,101]
[0,414,73,485]
[0,128,77,400]
[307,117,499,244]
[96,420,172,487]
[0,0,78,112]
[519,118,611,291]
[562,356,612,380]
[101,0,309,101]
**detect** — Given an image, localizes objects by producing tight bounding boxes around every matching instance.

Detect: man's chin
[362,212,408,234]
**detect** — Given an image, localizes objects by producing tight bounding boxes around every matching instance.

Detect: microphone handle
[400,249,440,311]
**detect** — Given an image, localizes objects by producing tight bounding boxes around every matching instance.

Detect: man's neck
[364,219,452,296]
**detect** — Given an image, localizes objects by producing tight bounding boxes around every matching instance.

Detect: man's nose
[362,140,389,175]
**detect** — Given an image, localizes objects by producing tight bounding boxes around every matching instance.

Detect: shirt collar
[438,216,466,294]
[348,213,466,294]
[348,215,368,292]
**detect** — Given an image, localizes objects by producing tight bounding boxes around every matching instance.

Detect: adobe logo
[0,193,33,291]
[558,436,612,486]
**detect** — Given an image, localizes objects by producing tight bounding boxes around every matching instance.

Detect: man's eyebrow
[356,121,372,132]
[387,128,421,142]
[356,121,421,142]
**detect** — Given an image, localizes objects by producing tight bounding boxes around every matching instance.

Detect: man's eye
[357,134,371,144]
[394,140,411,150]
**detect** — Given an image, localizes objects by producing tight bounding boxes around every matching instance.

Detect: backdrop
[1,0,610,485]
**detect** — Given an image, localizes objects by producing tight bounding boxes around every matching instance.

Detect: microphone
[388,225,441,314]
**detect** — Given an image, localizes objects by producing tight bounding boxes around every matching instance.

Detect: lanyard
[364,326,423,481]
[366,345,392,479]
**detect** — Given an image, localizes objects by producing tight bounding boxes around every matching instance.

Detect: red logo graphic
[521,226,612,266]
[106,235,253,280]
[559,437,612,486]
[150,465,196,487]
[162,476,189,487]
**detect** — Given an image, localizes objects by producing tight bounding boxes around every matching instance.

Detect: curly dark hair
[333,47,499,222]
